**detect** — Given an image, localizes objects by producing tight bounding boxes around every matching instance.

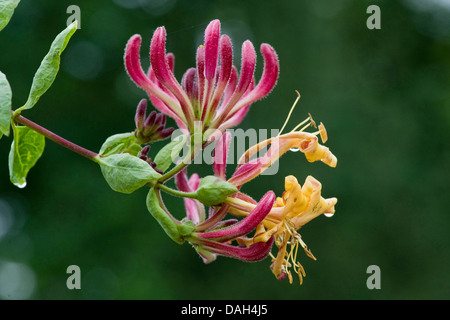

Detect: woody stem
[11,111,99,161]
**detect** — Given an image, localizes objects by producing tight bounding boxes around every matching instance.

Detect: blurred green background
[0,0,449,300]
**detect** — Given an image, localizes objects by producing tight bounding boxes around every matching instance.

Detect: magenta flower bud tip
[140,145,150,156]
[134,99,147,130]
[125,35,151,89]
[144,110,157,129]
[159,127,174,139]
[218,35,233,83]
[181,68,198,101]
[237,41,257,90]
[204,19,221,81]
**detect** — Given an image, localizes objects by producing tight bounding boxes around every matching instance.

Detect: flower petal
[226,43,279,120]
[297,135,337,167]
[235,40,257,98]
[181,67,198,102]
[217,77,254,131]
[213,41,256,126]
[201,20,221,121]
[124,34,187,128]
[229,138,282,187]
[150,27,194,127]
[175,169,205,224]
[204,19,221,82]
[207,34,233,118]
[198,236,274,262]
[290,176,338,228]
[227,159,264,187]
[195,204,230,232]
[124,35,152,88]
[216,66,238,114]
[213,131,232,179]
[196,45,206,114]
[188,173,201,191]
[199,191,275,242]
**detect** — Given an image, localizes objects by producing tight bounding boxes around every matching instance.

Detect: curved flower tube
[186,191,276,263]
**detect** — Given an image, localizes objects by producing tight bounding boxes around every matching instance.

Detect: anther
[318,122,328,143]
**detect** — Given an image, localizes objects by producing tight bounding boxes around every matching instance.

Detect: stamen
[308,113,317,129]
[318,122,328,143]
[287,270,293,284]
[297,262,306,285]
[298,122,311,132]
[286,239,305,285]
[289,116,311,133]
[298,235,317,261]
[290,113,316,133]
[293,237,300,266]
[277,218,317,285]
[278,90,301,136]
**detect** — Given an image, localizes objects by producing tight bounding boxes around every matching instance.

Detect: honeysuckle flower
[227,175,337,284]
[137,145,163,174]
[1,7,340,289]
[122,18,337,285]
[170,130,276,263]
[175,168,205,225]
[134,98,174,144]
[189,113,337,283]
[172,115,337,271]
[124,19,279,138]
[227,117,336,188]
[186,191,276,264]
[174,164,276,263]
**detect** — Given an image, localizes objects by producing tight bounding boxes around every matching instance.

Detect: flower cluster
[123,19,337,284]
[134,98,174,144]
[0,1,336,287]
[125,19,279,140]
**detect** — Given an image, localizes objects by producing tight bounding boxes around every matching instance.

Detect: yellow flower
[249,175,337,284]
[224,94,338,284]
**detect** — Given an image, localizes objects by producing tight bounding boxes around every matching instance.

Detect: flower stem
[11,111,99,162]
[158,183,197,199]
[159,159,189,182]
[159,137,200,182]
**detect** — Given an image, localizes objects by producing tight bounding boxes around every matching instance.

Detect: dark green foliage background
[0,0,448,299]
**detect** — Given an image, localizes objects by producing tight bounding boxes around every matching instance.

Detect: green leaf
[99,132,138,156]
[195,175,238,206]
[97,153,161,194]
[0,71,12,138]
[146,187,183,244]
[20,21,77,111]
[8,126,45,188]
[0,0,20,32]
[127,143,142,157]
[153,134,187,172]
